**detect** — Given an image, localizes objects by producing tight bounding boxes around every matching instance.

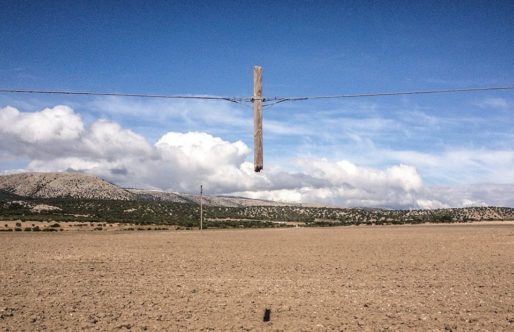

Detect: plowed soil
[1,222,513,331]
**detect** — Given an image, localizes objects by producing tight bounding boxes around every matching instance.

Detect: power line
[265,86,514,102]
[0,88,244,104]
[0,85,513,106]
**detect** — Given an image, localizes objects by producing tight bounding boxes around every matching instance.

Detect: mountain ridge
[0,172,134,200]
[1,172,513,226]
[0,172,301,208]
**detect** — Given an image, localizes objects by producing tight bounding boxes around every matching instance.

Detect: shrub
[24,227,32,231]
[14,227,22,232]
[32,226,41,231]
[15,222,22,227]
[49,223,61,228]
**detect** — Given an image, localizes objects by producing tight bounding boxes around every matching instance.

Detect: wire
[1,85,513,106]
[262,98,290,109]
[0,88,244,104]
[267,86,514,102]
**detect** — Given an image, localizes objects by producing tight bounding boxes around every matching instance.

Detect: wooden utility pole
[253,65,263,172]
[200,185,203,230]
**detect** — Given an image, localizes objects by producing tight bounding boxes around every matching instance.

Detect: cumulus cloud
[83,120,154,160]
[1,105,514,209]
[156,132,249,169]
[0,105,85,158]
[232,161,427,208]
[0,105,84,142]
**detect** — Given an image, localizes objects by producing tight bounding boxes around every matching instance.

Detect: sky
[1,0,513,208]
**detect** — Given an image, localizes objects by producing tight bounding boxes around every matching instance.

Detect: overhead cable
[265,86,514,102]
[1,86,513,107]
[0,88,244,104]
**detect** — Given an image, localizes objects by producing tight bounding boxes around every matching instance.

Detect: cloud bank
[1,105,513,208]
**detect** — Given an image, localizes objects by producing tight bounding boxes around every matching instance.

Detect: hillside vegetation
[1,172,513,229]
[1,191,513,229]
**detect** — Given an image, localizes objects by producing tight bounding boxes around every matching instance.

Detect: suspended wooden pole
[253,65,263,172]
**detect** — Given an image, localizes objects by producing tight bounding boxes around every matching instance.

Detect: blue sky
[1,1,513,208]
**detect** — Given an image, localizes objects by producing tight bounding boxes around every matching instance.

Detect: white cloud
[83,120,154,160]
[0,105,85,159]
[28,158,102,173]
[300,159,423,192]
[156,132,249,168]
[0,105,84,143]
[1,105,514,209]
[427,184,514,208]
[383,149,514,184]
[477,97,512,110]
[236,159,425,207]
[415,199,449,209]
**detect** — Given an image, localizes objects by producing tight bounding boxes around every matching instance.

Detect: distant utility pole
[200,185,203,230]
[253,65,263,172]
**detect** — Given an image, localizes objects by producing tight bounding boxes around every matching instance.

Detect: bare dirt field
[0,220,173,232]
[1,222,513,331]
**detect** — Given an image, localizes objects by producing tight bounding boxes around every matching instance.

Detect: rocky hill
[0,172,135,200]
[0,172,297,207]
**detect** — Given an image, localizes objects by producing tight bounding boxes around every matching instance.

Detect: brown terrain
[1,222,513,331]
[1,220,174,232]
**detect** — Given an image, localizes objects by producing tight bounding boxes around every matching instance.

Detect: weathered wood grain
[253,65,263,172]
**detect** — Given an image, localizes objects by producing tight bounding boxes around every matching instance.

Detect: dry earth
[1,223,513,331]
[1,220,173,232]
